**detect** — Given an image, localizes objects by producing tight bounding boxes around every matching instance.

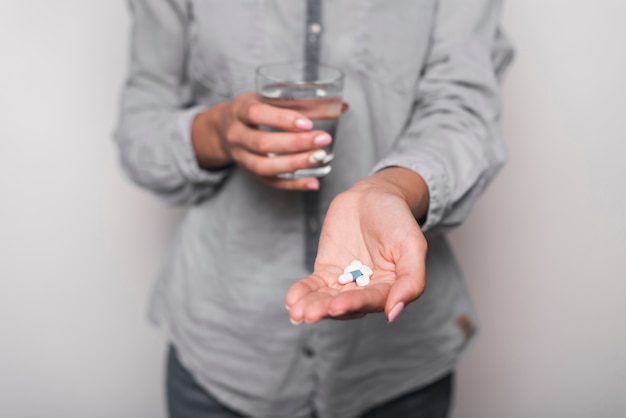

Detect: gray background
[0,1,624,417]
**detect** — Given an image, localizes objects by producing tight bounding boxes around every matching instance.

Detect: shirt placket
[302,0,323,272]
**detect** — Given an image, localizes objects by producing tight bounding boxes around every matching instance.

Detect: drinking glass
[256,61,345,178]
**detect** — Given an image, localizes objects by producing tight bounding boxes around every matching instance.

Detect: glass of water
[256,61,345,178]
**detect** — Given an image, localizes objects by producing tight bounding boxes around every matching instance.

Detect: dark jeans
[167,346,454,418]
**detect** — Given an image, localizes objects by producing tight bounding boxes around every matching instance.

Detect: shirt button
[303,347,315,358]
[308,22,322,35]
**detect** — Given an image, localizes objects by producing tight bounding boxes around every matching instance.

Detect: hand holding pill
[285,167,430,325]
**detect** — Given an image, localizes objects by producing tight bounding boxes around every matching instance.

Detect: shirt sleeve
[372,0,514,234]
[114,0,231,206]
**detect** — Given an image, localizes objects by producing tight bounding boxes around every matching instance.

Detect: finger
[285,275,326,309]
[262,177,320,191]
[239,149,331,178]
[244,130,332,155]
[286,277,335,324]
[327,283,391,318]
[384,252,426,323]
[293,290,338,324]
[240,98,313,132]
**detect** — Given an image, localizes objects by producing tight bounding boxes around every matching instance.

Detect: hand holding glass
[256,62,344,178]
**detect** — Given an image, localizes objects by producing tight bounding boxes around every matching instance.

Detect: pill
[350,260,363,269]
[338,273,353,284]
[360,265,373,275]
[343,265,355,274]
[338,259,373,287]
[356,275,371,287]
[309,150,328,164]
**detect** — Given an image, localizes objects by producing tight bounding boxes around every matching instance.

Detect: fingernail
[290,318,303,326]
[295,118,313,130]
[313,133,331,146]
[309,150,327,164]
[387,302,405,324]
[306,180,319,191]
[285,304,290,311]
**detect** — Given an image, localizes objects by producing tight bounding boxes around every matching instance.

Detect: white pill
[360,265,373,275]
[309,149,328,164]
[350,260,363,269]
[338,273,353,284]
[356,275,370,287]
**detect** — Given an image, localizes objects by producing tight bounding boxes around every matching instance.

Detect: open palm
[285,184,428,324]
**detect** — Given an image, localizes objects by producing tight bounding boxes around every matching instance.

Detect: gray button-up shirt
[115,1,513,417]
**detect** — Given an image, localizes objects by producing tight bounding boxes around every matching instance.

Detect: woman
[115,1,513,417]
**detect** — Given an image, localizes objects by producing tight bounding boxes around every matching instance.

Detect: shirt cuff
[372,156,450,233]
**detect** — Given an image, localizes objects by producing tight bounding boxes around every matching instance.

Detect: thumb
[384,263,425,323]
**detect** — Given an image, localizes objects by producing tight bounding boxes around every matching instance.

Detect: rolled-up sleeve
[114,0,230,205]
[373,0,514,234]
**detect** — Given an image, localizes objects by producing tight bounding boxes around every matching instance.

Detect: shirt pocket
[354,0,435,94]
[187,0,264,99]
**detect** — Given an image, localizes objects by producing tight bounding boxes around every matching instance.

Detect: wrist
[191,104,233,169]
[353,167,430,222]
